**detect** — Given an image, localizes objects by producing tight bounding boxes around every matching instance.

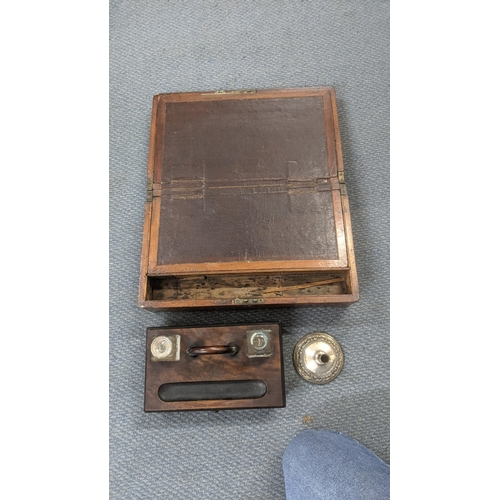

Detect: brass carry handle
[186,344,239,357]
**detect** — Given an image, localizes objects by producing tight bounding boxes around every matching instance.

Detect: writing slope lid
[147,87,348,276]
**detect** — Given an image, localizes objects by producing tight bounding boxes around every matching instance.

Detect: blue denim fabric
[283,431,389,500]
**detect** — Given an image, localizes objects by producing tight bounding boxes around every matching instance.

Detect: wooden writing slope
[139,87,358,309]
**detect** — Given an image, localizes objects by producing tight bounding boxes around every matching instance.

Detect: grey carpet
[109,1,389,498]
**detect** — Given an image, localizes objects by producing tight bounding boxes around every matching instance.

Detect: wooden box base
[138,87,359,310]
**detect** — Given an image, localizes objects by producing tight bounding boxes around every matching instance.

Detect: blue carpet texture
[110,1,389,498]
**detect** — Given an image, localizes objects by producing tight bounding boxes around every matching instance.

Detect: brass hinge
[146,178,153,202]
[233,298,265,305]
[202,89,257,95]
[338,171,347,195]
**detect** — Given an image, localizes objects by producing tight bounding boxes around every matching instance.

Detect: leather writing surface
[156,96,338,265]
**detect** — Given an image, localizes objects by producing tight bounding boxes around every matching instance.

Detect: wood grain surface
[138,87,359,309]
[144,323,285,411]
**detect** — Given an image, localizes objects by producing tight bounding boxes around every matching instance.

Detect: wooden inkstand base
[144,323,285,412]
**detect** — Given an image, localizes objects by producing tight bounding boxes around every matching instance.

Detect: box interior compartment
[146,271,351,303]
